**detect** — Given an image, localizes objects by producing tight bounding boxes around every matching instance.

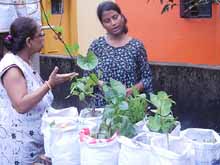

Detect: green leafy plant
[146,91,176,149]
[68,73,99,101]
[124,87,148,124]
[96,79,136,139]
[77,51,98,71]
[147,91,176,134]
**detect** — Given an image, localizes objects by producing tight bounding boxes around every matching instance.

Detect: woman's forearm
[13,83,51,113]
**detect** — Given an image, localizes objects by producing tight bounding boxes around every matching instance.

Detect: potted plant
[143,91,195,164]
[146,91,180,140]
[79,79,134,165]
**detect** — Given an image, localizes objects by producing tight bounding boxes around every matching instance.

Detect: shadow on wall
[40,55,220,132]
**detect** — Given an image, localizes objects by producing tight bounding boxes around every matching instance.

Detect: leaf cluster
[147,91,176,133]
[98,79,136,138]
[124,87,148,124]
[69,73,99,101]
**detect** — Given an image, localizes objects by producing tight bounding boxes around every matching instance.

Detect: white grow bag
[80,128,120,165]
[151,135,195,165]
[41,106,80,165]
[118,133,158,165]
[181,128,220,165]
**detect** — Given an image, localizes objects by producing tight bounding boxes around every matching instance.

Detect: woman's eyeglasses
[34,32,45,39]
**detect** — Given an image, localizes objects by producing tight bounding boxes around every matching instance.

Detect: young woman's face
[101,10,125,36]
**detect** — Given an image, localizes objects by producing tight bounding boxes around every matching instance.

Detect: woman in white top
[0,17,78,164]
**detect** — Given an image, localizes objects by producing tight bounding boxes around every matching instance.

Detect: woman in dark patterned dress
[86,1,153,107]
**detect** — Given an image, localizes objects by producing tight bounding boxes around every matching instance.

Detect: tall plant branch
[39,0,74,60]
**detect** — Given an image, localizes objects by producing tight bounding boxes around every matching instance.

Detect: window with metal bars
[180,0,212,18]
[51,0,64,14]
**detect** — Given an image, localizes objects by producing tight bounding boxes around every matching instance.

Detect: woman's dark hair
[97,1,128,34]
[3,17,38,54]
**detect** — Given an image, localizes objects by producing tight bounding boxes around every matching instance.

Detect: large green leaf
[160,115,175,133]
[147,115,161,132]
[150,93,161,108]
[110,79,126,98]
[103,105,115,118]
[118,101,129,111]
[160,99,172,116]
[77,51,98,70]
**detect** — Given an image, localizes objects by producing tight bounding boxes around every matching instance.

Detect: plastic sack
[80,128,120,165]
[151,135,195,165]
[78,108,103,132]
[41,106,80,165]
[134,119,146,134]
[118,133,158,165]
[181,128,220,165]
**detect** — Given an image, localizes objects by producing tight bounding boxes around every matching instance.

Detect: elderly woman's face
[30,25,45,53]
[101,10,125,36]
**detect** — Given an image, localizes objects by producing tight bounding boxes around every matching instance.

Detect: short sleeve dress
[0,53,53,165]
[85,36,153,107]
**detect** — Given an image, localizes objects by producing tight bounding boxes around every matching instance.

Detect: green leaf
[103,84,114,102]
[147,115,161,132]
[77,51,98,71]
[89,73,99,84]
[110,79,126,98]
[160,99,172,116]
[150,93,161,108]
[79,93,85,101]
[118,101,129,110]
[158,91,169,99]
[161,4,170,14]
[160,115,175,133]
[72,43,80,52]
[54,26,64,34]
[76,82,85,92]
[103,105,115,118]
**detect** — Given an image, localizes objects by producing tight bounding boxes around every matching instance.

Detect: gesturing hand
[48,66,78,88]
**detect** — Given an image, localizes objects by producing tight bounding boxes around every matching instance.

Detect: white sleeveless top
[0,53,53,165]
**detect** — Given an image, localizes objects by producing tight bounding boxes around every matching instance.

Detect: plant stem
[166,133,170,150]
[40,0,75,61]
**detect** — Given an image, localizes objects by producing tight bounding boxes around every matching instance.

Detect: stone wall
[39,55,220,132]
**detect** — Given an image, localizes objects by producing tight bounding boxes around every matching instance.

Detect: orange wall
[116,0,219,65]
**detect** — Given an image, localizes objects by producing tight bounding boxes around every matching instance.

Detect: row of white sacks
[41,107,220,165]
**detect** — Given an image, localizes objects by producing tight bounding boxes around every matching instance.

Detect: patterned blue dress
[85,36,153,107]
[0,53,53,165]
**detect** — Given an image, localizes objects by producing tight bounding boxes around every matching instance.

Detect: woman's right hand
[48,66,78,88]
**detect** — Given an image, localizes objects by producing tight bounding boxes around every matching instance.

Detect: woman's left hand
[126,88,133,97]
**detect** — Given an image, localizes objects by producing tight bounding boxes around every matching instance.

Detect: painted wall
[77,0,112,55]
[116,0,219,65]
[77,0,114,54]
[42,0,77,55]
